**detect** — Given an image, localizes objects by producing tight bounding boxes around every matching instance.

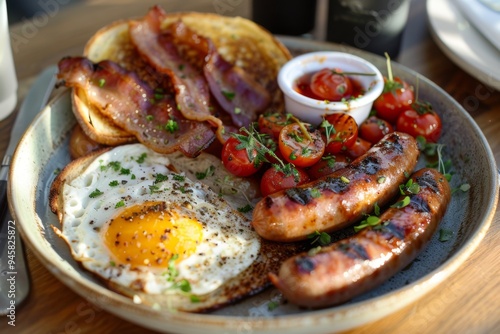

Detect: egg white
[56,143,261,297]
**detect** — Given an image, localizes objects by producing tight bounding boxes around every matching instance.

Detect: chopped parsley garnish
[163,254,198,302]
[101,161,121,172]
[173,174,185,182]
[165,119,179,133]
[340,176,350,184]
[267,301,280,311]
[120,168,131,175]
[310,188,322,198]
[149,184,161,194]
[195,165,215,180]
[89,189,104,198]
[109,180,119,187]
[438,228,453,242]
[154,173,169,183]
[98,78,106,87]
[222,90,235,101]
[136,153,147,163]
[115,200,125,208]
[237,204,253,213]
[146,115,154,121]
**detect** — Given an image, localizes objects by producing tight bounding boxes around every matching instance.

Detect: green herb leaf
[165,119,179,133]
[237,204,253,213]
[154,173,169,183]
[196,165,215,180]
[173,174,185,182]
[136,153,147,163]
[267,301,280,311]
[89,189,104,198]
[308,231,331,246]
[391,196,411,208]
[115,200,125,208]
[222,90,235,101]
[109,180,119,187]
[439,228,453,242]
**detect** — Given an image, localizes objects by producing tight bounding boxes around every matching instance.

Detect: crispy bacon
[128,6,227,142]
[168,21,271,128]
[57,56,215,157]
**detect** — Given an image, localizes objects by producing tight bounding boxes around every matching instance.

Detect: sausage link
[269,168,451,308]
[252,132,419,242]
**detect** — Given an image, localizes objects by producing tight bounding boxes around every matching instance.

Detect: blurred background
[6,0,81,24]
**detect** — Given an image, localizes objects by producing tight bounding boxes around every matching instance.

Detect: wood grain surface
[1,0,499,333]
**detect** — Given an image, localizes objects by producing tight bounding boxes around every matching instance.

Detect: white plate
[455,0,500,51]
[427,0,500,90]
[9,38,499,333]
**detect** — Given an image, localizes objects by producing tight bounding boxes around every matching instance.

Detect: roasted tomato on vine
[396,101,442,143]
[373,53,414,124]
[221,134,264,177]
[320,113,358,154]
[278,123,325,168]
[359,115,394,144]
[307,153,351,180]
[309,68,354,101]
[258,111,292,139]
[260,165,310,197]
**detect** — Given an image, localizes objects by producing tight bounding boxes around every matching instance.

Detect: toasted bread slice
[70,11,291,145]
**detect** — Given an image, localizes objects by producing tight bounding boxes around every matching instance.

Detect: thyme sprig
[236,124,301,181]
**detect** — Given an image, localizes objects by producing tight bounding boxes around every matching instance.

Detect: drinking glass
[0,0,17,121]
[327,0,411,58]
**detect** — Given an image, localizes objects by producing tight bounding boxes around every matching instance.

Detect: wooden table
[2,0,499,333]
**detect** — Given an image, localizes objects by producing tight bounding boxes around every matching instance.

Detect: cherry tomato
[278,123,325,168]
[373,77,414,124]
[260,166,310,197]
[307,153,351,180]
[359,116,394,144]
[320,113,358,154]
[221,136,262,177]
[310,68,353,101]
[345,137,372,159]
[396,101,442,143]
[258,112,291,139]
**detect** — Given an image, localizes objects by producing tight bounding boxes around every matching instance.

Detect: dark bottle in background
[252,0,318,35]
[326,0,410,58]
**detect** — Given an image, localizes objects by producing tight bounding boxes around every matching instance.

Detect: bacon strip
[57,56,215,157]
[128,6,227,142]
[168,21,271,128]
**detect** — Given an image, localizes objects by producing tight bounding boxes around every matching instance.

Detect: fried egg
[54,143,261,298]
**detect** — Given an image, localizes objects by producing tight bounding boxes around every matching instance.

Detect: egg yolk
[102,202,203,268]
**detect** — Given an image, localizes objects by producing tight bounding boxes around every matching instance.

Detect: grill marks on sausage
[269,168,451,308]
[282,133,405,205]
[252,132,420,242]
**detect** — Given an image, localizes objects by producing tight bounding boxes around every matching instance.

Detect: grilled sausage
[252,132,419,242]
[269,168,451,308]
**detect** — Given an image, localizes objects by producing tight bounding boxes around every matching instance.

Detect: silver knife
[0,65,58,314]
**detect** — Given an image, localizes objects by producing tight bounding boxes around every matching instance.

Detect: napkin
[455,0,500,51]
